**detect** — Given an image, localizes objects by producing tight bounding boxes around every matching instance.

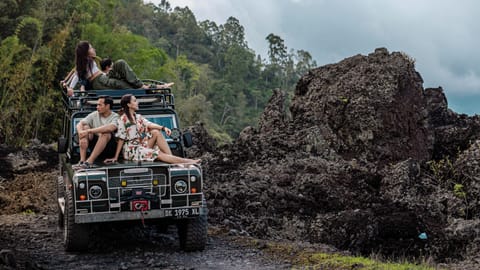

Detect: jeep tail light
[79,194,87,200]
[191,187,197,193]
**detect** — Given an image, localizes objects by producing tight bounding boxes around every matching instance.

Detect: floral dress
[116,113,160,161]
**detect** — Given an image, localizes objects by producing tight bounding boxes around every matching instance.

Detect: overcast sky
[148,0,480,115]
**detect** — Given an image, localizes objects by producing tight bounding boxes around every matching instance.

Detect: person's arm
[146,121,171,136]
[77,113,96,139]
[76,120,89,139]
[79,123,116,138]
[61,69,75,88]
[67,73,79,97]
[76,120,84,131]
[104,138,124,164]
[105,116,124,164]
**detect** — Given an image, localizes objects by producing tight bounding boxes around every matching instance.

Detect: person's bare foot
[156,82,174,89]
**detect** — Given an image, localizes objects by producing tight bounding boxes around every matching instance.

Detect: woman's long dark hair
[75,41,93,80]
[120,94,134,123]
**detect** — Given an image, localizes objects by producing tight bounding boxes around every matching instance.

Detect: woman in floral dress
[104,94,200,164]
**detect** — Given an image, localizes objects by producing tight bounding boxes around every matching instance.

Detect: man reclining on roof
[100,57,113,74]
[65,41,174,96]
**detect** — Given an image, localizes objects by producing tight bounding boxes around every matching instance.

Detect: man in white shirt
[74,95,119,169]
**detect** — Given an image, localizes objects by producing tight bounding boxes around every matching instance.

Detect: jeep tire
[57,176,64,228]
[177,213,207,251]
[64,187,90,251]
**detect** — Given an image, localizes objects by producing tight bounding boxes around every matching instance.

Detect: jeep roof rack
[62,81,175,112]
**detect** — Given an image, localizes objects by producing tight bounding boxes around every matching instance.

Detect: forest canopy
[0,0,317,146]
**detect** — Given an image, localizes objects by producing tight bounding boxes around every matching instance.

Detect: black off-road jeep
[57,84,207,252]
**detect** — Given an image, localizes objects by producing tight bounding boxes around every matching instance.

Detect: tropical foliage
[0,0,317,146]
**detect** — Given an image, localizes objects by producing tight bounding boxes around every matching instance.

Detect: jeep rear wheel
[57,176,64,228]
[64,187,89,251]
[177,213,207,251]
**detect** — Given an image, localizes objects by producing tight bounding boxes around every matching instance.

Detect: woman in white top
[66,41,173,96]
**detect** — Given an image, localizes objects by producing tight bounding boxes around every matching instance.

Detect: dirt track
[0,171,291,270]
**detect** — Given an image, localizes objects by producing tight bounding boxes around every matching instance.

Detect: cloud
[148,0,480,114]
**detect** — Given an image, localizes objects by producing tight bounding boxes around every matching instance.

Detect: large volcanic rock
[291,48,432,166]
[202,48,480,264]
[425,87,480,159]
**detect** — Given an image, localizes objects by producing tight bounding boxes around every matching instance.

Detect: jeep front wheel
[64,187,89,251]
[177,213,208,251]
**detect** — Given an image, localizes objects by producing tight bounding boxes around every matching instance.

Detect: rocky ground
[0,145,304,269]
[0,215,292,269]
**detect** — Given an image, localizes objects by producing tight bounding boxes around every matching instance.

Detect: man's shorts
[89,133,117,159]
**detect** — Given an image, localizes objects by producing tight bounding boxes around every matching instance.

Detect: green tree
[219,17,247,49]
[177,94,212,127]
[223,45,254,89]
[0,0,318,146]
[266,33,287,65]
[0,0,42,40]
[15,17,43,50]
[0,36,31,144]
[296,49,317,77]
[160,54,200,99]
[155,0,172,12]
[0,13,71,145]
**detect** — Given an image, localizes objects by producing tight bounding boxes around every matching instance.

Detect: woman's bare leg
[156,152,200,164]
[156,82,174,89]
[147,129,200,164]
[78,123,93,162]
[147,129,172,155]
[141,82,174,89]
